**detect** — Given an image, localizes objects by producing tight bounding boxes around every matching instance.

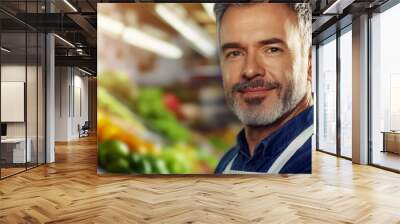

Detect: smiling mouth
[232,79,280,100]
[240,87,274,93]
[239,87,276,95]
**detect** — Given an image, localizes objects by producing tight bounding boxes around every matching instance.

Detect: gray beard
[225,76,306,127]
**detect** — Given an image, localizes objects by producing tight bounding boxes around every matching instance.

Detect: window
[371,2,400,171]
[317,36,337,154]
[339,28,352,158]
[312,45,317,150]
[0,1,47,179]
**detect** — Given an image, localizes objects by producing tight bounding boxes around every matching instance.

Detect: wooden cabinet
[382,131,400,154]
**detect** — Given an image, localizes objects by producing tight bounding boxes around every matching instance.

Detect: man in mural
[214,3,314,174]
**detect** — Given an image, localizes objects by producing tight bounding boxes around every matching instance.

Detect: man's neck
[244,92,313,157]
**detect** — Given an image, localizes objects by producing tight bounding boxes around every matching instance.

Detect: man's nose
[241,51,264,80]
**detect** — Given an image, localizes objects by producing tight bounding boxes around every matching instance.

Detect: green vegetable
[99,140,130,173]
[97,87,144,130]
[138,157,152,174]
[102,140,130,161]
[198,151,218,169]
[161,150,191,174]
[129,153,143,172]
[135,87,190,143]
[98,143,108,166]
[98,71,138,106]
[151,157,169,174]
[106,158,130,173]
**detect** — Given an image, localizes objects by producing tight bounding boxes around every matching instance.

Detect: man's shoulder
[214,146,239,174]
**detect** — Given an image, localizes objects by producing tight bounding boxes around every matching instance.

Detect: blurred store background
[97,3,241,174]
[3,0,398,177]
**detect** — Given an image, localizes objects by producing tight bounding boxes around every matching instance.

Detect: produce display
[97,71,221,174]
[135,88,189,143]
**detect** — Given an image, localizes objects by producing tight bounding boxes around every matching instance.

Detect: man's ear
[307,47,312,82]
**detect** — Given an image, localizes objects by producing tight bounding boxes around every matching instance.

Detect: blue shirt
[214,106,313,174]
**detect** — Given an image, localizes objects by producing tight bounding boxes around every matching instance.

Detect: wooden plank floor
[1,135,400,224]
[1,167,26,178]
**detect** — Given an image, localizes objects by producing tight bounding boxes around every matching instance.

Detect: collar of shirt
[235,106,314,161]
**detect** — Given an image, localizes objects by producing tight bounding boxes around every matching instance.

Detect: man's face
[219,4,310,126]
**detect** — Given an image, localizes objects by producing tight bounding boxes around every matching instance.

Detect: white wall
[55,67,69,141]
[54,67,89,141]
[1,64,46,164]
[1,65,32,138]
[72,73,89,138]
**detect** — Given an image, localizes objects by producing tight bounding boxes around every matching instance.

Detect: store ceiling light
[323,0,355,14]
[54,34,75,48]
[98,14,183,59]
[76,48,84,55]
[122,27,183,59]
[97,15,125,36]
[202,3,215,21]
[1,47,11,53]
[63,0,78,12]
[78,67,92,76]
[155,4,216,58]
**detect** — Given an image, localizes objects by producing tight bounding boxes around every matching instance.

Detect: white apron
[222,125,313,174]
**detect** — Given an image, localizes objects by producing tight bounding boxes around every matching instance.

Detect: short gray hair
[214,2,312,54]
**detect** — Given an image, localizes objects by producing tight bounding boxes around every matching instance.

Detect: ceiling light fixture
[1,47,11,53]
[97,15,124,36]
[122,27,183,59]
[63,0,78,12]
[201,3,215,21]
[76,49,84,55]
[323,0,354,14]
[54,34,75,48]
[155,4,216,58]
[98,14,183,59]
[78,67,92,76]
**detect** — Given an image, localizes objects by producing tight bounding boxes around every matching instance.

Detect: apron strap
[222,152,238,174]
[222,125,313,174]
[267,124,313,173]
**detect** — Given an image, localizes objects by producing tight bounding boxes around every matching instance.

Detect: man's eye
[225,51,242,59]
[265,47,282,54]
